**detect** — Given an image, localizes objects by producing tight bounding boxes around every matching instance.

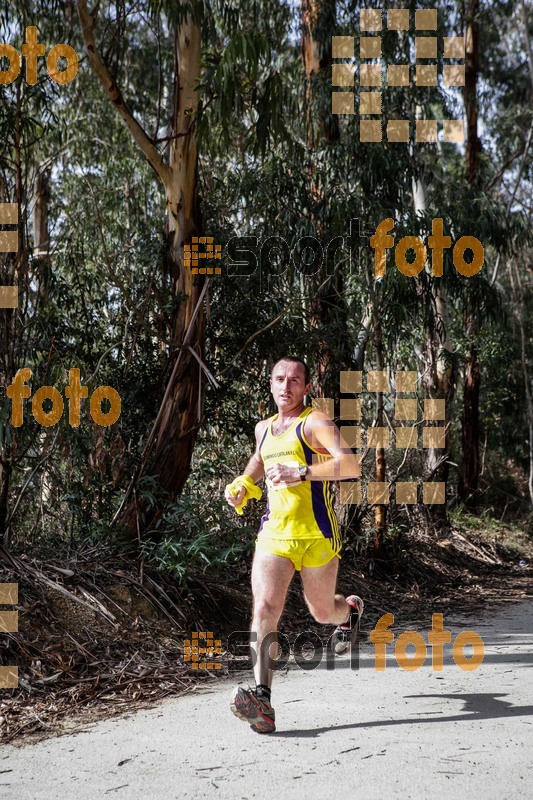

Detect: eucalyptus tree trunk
[413,157,453,523]
[302,0,349,397]
[459,0,482,507]
[371,293,386,557]
[33,171,51,310]
[0,85,26,543]
[77,2,204,535]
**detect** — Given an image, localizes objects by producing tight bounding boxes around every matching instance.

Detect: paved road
[2,601,532,799]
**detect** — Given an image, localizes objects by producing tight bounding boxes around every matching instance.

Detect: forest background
[0,0,532,738]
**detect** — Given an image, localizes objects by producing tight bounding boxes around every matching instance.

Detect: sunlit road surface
[2,601,532,799]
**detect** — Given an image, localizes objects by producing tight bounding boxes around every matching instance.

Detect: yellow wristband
[225,475,262,514]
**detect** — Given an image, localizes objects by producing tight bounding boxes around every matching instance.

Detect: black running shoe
[230,686,276,733]
[330,595,364,655]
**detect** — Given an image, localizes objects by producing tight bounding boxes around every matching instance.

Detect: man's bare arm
[304,411,360,480]
[242,420,266,481]
[225,420,266,507]
[265,411,360,486]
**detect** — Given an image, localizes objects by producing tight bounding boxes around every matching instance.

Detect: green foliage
[139,494,255,587]
[1,0,531,568]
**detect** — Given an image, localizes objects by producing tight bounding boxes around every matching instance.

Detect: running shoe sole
[330,595,364,656]
[230,686,276,734]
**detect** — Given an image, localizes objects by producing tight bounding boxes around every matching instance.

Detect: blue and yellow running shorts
[255,532,341,571]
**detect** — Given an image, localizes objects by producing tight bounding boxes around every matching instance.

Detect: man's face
[270,360,310,412]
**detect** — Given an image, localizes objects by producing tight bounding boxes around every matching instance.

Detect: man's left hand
[265,463,300,486]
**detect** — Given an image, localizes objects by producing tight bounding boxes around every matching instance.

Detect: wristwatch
[298,464,308,481]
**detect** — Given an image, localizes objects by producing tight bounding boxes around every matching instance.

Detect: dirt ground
[1,516,532,746]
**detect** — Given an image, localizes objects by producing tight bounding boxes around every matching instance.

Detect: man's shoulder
[301,408,336,453]
[255,417,272,436]
[302,408,334,427]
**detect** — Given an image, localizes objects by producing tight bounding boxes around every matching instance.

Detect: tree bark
[459,0,482,507]
[465,0,481,184]
[302,0,339,145]
[301,0,349,398]
[413,155,453,523]
[33,171,51,308]
[77,1,204,535]
[372,300,386,557]
[460,340,480,504]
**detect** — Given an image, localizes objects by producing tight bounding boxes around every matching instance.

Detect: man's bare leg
[250,550,295,687]
[300,556,350,623]
[230,550,294,733]
[300,557,364,654]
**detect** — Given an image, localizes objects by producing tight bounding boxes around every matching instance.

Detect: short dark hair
[271,356,310,385]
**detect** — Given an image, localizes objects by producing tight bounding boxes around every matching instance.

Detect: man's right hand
[225,484,247,508]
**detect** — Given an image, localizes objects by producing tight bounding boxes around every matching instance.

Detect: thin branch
[218,303,294,378]
[486,144,527,191]
[186,346,219,388]
[76,0,170,187]
[5,430,60,533]
[490,119,533,285]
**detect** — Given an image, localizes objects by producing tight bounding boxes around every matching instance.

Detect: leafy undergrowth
[1,511,531,745]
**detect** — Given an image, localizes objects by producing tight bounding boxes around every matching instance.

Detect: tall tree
[301,0,350,397]
[459,0,482,507]
[76,1,205,534]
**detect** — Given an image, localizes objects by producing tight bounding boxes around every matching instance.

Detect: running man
[225,356,363,734]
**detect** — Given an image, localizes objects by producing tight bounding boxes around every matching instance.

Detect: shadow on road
[273,693,533,738]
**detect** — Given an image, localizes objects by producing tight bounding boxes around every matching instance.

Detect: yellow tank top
[258,406,339,543]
